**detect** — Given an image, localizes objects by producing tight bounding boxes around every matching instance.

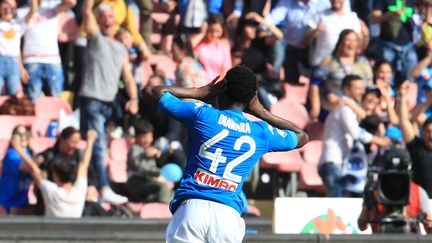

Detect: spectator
[309,29,373,121]
[191,14,232,81]
[318,75,390,197]
[138,74,187,157]
[0,125,34,215]
[79,0,139,205]
[412,80,432,127]
[134,0,154,53]
[397,81,432,197]
[172,34,207,88]
[94,0,152,59]
[34,127,91,215]
[22,0,76,102]
[264,0,327,83]
[373,61,399,125]
[232,12,283,75]
[232,12,284,108]
[303,0,369,67]
[412,40,432,105]
[415,0,432,59]
[0,0,35,95]
[125,120,180,204]
[371,0,418,85]
[11,129,97,218]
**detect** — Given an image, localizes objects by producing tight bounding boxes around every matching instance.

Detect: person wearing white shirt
[22,0,75,102]
[303,0,369,67]
[12,130,97,218]
[0,0,36,95]
[318,74,390,197]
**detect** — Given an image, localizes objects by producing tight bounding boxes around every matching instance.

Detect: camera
[365,146,415,234]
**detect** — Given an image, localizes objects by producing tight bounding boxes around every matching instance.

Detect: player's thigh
[166,200,209,243]
[208,204,245,243]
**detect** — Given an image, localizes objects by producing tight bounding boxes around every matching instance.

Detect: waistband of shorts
[180,199,241,216]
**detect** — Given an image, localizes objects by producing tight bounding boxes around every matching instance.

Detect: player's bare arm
[246,95,309,148]
[141,76,225,108]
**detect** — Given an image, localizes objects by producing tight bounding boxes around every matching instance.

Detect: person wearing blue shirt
[0,125,33,215]
[141,66,308,242]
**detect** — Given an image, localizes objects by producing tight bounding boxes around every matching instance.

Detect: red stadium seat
[298,163,325,194]
[270,101,309,129]
[302,140,323,165]
[35,96,73,121]
[0,138,9,161]
[149,54,176,80]
[0,115,35,139]
[140,202,172,219]
[107,138,131,183]
[304,121,324,141]
[281,82,310,104]
[31,118,50,138]
[29,137,56,154]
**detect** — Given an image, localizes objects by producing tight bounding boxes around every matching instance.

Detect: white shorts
[166,199,245,243]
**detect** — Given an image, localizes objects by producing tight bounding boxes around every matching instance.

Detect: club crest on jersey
[193,168,238,191]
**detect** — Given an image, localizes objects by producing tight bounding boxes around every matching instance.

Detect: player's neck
[220,102,245,111]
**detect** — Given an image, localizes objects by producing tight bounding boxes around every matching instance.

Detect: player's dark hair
[342,74,363,89]
[134,119,154,136]
[51,157,78,183]
[225,66,257,104]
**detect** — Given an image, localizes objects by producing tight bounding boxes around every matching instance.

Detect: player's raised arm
[246,95,309,148]
[141,76,226,109]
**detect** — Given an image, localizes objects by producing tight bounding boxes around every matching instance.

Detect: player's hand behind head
[199,76,226,100]
[245,94,264,116]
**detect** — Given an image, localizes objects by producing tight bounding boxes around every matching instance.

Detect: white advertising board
[273,197,371,234]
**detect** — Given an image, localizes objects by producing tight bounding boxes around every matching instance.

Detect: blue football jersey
[158,92,299,214]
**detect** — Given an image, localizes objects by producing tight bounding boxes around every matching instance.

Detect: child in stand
[125,119,185,204]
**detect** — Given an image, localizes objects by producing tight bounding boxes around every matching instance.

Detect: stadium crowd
[0,0,432,221]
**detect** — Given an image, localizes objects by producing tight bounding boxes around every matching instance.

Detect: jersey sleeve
[263,123,299,152]
[157,92,201,123]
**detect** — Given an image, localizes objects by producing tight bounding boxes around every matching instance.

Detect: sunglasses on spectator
[1,3,16,11]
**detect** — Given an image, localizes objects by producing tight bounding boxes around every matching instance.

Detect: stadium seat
[281,82,310,104]
[270,101,310,129]
[128,202,143,214]
[298,163,325,194]
[31,118,50,137]
[60,91,75,107]
[140,202,172,219]
[107,138,131,183]
[304,121,324,141]
[35,96,73,121]
[0,115,34,139]
[302,140,323,165]
[0,138,9,161]
[261,150,305,197]
[29,137,56,154]
[149,54,176,80]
